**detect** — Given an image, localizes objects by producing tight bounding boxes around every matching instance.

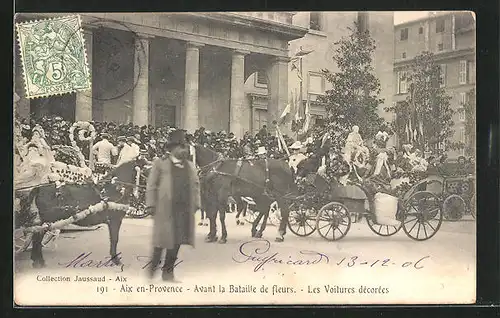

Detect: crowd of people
[15,115,474,182]
[15,115,299,168]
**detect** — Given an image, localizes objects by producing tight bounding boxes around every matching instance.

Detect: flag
[294,91,304,121]
[301,99,311,134]
[275,126,290,156]
[276,130,282,151]
[405,123,409,143]
[276,102,291,126]
[290,57,302,82]
[408,118,413,143]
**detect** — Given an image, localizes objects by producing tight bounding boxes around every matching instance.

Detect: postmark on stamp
[15,15,91,99]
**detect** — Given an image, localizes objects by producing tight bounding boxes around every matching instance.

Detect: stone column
[75,27,94,121]
[183,42,204,132]
[266,56,290,127]
[229,50,249,139]
[132,33,151,126]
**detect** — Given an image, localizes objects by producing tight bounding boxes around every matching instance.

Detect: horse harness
[202,158,276,200]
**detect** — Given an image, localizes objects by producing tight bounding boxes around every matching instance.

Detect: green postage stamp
[15,15,91,99]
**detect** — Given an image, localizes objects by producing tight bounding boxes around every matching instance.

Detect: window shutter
[465,60,469,84]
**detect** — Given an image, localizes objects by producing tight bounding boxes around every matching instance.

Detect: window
[311,114,323,127]
[459,127,465,143]
[256,71,267,86]
[418,26,424,34]
[438,64,447,88]
[437,43,444,51]
[436,18,445,33]
[460,92,468,105]
[310,12,321,31]
[397,71,408,94]
[308,73,324,94]
[458,108,466,122]
[402,52,406,59]
[253,108,268,134]
[400,28,408,41]
[459,60,468,84]
[469,61,476,83]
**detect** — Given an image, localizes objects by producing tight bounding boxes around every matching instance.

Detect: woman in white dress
[15,125,55,189]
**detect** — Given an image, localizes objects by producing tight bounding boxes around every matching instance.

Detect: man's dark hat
[165,130,187,150]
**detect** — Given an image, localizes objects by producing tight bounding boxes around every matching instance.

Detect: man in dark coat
[145,130,201,281]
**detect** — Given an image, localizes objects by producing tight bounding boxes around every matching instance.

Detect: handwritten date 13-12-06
[336,256,430,269]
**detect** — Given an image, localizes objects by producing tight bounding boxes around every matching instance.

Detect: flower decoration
[69,121,97,150]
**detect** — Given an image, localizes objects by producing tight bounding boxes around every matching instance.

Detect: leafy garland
[69,121,96,150]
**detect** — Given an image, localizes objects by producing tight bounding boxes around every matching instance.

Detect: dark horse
[194,144,298,243]
[19,159,149,268]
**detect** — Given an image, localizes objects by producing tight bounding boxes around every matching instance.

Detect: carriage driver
[288,141,307,176]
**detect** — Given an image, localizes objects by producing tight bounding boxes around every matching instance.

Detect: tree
[462,88,476,156]
[318,22,386,149]
[386,51,454,153]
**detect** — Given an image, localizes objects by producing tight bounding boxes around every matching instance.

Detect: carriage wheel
[316,202,351,241]
[443,194,466,221]
[366,211,402,237]
[287,202,316,237]
[402,191,443,241]
[470,194,476,219]
[14,228,33,254]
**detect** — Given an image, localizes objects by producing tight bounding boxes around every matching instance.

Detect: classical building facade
[14,13,307,138]
[245,12,395,135]
[15,12,397,140]
[393,11,476,158]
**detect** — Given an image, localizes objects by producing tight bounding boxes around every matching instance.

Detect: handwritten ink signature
[58,252,124,272]
[232,240,431,271]
[57,252,185,273]
[135,256,183,270]
[232,239,329,272]
[335,255,430,269]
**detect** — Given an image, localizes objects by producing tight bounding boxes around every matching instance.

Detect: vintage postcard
[14,11,476,306]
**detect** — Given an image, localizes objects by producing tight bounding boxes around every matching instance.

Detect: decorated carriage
[14,121,139,255]
[14,123,94,254]
[286,129,450,242]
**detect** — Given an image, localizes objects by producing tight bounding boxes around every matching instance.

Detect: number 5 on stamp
[15,15,91,99]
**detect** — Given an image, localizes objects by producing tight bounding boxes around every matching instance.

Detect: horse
[18,158,149,268]
[197,154,298,243]
[193,144,264,237]
[192,143,225,226]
